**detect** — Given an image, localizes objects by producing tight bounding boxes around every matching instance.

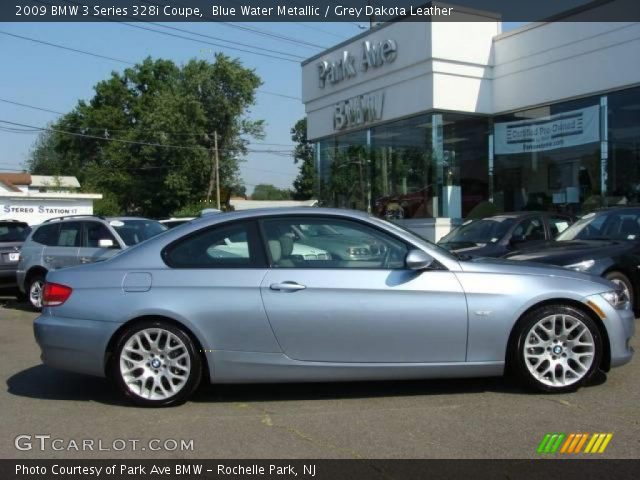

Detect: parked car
[17,215,167,310]
[33,208,634,406]
[438,212,574,258]
[0,219,31,289]
[506,207,640,310]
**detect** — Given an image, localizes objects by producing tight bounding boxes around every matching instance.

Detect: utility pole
[205,130,221,210]
[214,130,221,210]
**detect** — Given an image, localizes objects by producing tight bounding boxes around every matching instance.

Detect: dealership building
[301,7,640,239]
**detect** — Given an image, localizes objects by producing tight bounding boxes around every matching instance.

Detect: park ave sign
[318,39,397,88]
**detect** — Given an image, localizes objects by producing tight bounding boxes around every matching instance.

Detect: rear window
[0,222,30,242]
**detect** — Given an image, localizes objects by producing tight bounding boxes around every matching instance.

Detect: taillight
[42,282,73,307]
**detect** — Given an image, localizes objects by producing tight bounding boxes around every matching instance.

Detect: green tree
[291,117,316,200]
[252,183,292,200]
[28,55,263,218]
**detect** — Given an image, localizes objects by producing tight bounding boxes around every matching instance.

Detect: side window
[85,222,118,248]
[261,217,408,269]
[163,222,260,268]
[513,217,545,241]
[31,224,60,246]
[549,216,571,238]
[56,222,82,247]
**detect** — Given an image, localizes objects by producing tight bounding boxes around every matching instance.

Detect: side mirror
[405,249,434,271]
[98,239,115,248]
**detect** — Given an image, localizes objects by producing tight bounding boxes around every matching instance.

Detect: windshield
[556,210,640,242]
[439,218,516,245]
[0,223,30,242]
[111,219,167,246]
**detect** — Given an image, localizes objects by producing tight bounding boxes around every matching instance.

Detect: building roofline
[301,1,501,67]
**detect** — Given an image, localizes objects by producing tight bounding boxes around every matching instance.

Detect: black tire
[604,271,634,310]
[510,305,602,393]
[110,320,202,407]
[27,273,45,312]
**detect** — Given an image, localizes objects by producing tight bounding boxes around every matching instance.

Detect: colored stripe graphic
[540,433,613,454]
[537,433,565,453]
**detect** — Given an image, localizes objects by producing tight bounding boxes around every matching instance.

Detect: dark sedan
[506,207,640,310]
[438,212,574,258]
[0,219,30,289]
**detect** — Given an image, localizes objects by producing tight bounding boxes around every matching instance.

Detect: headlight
[565,259,595,271]
[601,290,630,310]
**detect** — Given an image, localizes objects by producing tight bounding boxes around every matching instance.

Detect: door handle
[44,256,54,262]
[80,257,91,264]
[270,281,306,292]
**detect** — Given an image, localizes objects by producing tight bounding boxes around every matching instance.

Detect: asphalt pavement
[1,293,638,459]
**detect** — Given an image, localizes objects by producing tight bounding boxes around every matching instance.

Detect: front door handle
[80,257,91,264]
[44,256,54,262]
[270,281,306,292]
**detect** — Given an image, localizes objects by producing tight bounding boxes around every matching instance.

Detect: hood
[459,256,615,290]
[505,240,633,264]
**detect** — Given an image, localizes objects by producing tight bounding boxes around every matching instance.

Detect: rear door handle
[80,257,91,264]
[44,256,54,262]
[270,281,306,292]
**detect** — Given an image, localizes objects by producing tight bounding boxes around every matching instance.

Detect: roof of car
[186,207,370,226]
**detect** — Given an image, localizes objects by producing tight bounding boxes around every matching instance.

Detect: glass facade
[315,85,640,220]
[316,113,489,219]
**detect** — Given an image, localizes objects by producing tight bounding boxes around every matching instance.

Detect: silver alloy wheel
[523,314,595,387]
[609,278,631,304]
[29,279,43,309]
[119,328,191,401]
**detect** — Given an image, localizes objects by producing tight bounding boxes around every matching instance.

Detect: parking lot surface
[1,295,639,459]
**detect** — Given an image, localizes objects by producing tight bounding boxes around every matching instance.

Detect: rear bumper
[34,312,122,377]
[0,267,17,287]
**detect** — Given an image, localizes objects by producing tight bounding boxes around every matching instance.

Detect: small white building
[0,173,102,225]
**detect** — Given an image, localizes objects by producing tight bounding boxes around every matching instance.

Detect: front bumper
[34,312,122,377]
[585,294,635,368]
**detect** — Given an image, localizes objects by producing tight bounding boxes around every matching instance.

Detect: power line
[0,119,296,156]
[0,31,301,101]
[0,97,299,147]
[121,22,302,63]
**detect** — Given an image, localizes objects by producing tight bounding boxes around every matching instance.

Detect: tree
[291,118,316,200]
[28,55,264,218]
[251,183,292,200]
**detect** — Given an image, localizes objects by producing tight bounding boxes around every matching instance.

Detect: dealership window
[608,86,640,205]
[316,112,489,220]
[492,95,602,216]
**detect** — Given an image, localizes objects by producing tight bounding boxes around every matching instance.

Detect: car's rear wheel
[27,273,45,311]
[604,271,633,310]
[512,305,602,393]
[111,321,202,407]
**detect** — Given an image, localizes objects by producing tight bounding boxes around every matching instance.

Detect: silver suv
[17,215,167,310]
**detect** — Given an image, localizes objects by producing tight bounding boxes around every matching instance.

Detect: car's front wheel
[512,305,602,393]
[111,321,202,407]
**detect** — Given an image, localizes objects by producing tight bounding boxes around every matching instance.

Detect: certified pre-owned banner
[494,105,600,155]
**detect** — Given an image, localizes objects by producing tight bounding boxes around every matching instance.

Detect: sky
[0,21,525,193]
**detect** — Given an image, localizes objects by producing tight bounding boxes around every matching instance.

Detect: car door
[160,220,278,354]
[42,221,81,270]
[259,216,468,363]
[77,221,121,264]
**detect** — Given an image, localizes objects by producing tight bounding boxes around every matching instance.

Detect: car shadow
[6,365,131,407]
[7,364,608,406]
